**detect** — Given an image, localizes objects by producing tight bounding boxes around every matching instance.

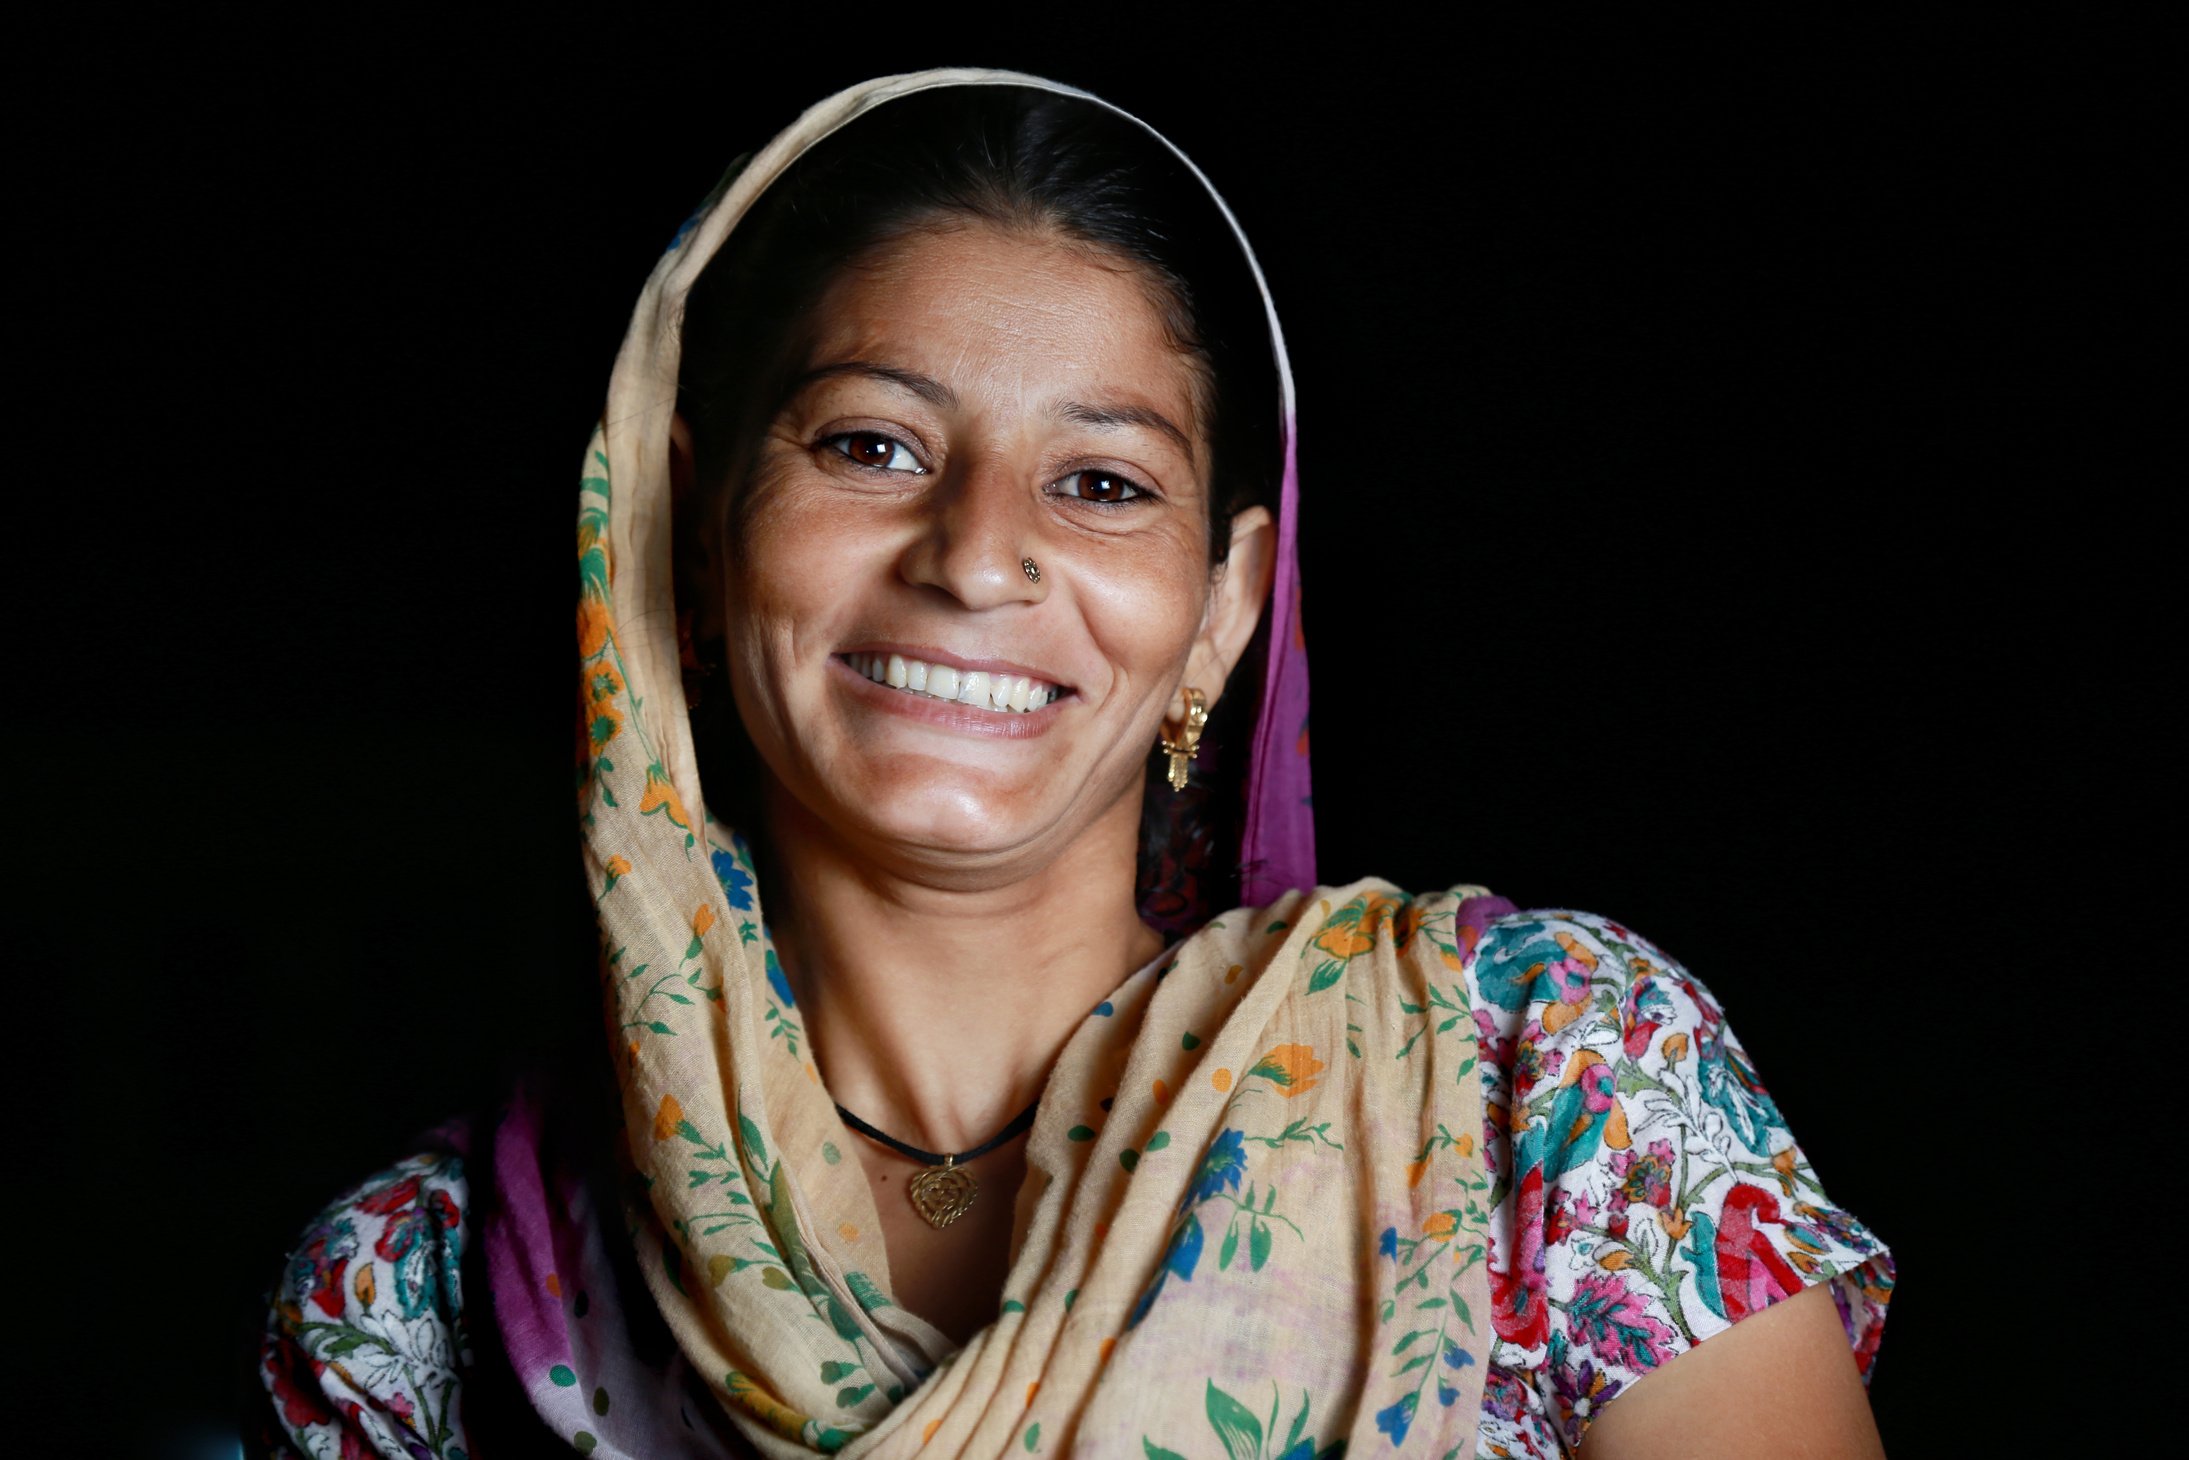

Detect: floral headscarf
[559,68,1494,1458]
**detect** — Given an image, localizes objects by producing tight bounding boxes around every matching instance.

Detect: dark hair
[676,85,1282,928]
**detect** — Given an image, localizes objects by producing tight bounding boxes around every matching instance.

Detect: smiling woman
[254,71,1894,1459]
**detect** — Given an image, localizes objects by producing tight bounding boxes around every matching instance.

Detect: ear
[1174,505,1277,724]
[669,412,724,640]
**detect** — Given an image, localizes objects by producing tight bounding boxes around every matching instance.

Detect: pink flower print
[1794,1201,1875,1252]
[1567,1272,1680,1372]
[1491,1166,1551,1349]
[1539,955,1596,1034]
[1484,1366,1529,1424]
[1614,1140,1676,1210]
[1475,1006,1516,1072]
[1545,1188,1576,1249]
[1548,956,1591,1004]
[1515,1021,1542,1082]
[1516,1019,1563,1088]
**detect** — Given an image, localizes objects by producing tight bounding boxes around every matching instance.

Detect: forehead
[802,222,1206,439]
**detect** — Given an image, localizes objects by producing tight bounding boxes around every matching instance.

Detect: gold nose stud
[1021,557,1041,584]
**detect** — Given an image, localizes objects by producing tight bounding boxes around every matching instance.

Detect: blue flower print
[710,849,755,911]
[1188,1129,1246,1204]
[764,948,794,1007]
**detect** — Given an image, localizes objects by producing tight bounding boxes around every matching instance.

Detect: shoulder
[275,1136,473,1331]
[1469,907,1706,1022]
[259,1128,479,1457]
[1457,908,1896,1449]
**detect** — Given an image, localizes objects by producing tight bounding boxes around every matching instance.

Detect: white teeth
[843,655,1059,714]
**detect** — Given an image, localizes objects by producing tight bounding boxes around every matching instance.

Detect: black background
[29,13,2150,1456]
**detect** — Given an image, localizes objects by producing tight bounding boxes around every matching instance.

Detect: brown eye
[1056,469,1146,504]
[823,431,923,473]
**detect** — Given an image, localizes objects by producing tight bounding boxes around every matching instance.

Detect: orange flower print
[1394,902,1423,953]
[640,765,695,844]
[684,902,715,961]
[601,855,631,896]
[724,1369,814,1442]
[587,697,623,755]
[1423,1211,1456,1240]
[1304,891,1406,992]
[578,597,614,659]
[652,1094,685,1141]
[585,661,625,705]
[1247,1043,1326,1098]
[1551,931,1600,972]
[1660,1031,1690,1065]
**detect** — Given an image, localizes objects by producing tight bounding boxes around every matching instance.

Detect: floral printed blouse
[259,907,1893,1458]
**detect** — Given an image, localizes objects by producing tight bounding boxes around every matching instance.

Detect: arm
[1469,911,1895,1457]
[1576,1281,1885,1458]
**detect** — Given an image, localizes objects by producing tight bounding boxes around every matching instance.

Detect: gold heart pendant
[906,1161,978,1229]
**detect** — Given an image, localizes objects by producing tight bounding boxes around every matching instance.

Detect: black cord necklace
[834,1097,1041,1230]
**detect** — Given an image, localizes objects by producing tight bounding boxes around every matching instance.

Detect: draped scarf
[521,68,1498,1458]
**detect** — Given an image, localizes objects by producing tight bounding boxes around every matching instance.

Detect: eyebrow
[1053,400,1195,457]
[790,360,960,410]
[791,359,1194,457]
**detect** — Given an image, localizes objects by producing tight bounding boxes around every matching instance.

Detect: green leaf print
[845,1271,893,1311]
[1205,1380,1263,1460]
[1142,1442,1188,1460]
[739,1112,770,1169]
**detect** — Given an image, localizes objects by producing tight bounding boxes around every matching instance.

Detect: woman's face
[691,221,1273,885]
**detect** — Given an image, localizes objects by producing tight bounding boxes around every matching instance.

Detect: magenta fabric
[1240,425,1315,906]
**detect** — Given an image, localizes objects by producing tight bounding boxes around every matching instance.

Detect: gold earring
[1159,686,1208,792]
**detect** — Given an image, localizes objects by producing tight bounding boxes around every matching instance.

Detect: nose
[898,457,1046,610]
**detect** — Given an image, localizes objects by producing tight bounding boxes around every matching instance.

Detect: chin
[820,759,1062,864]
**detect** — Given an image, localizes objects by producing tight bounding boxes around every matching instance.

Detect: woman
[257,69,1894,1458]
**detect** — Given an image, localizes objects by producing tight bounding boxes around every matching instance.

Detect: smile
[836,652,1063,714]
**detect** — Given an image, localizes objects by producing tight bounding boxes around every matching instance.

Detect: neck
[758,781,1165,1155]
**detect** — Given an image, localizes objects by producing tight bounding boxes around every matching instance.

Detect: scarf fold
[548,68,1494,1457]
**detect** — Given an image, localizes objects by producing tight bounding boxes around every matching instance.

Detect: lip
[837,643,1075,696]
[829,656,1067,739]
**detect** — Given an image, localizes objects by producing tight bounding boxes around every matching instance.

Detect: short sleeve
[1464,911,1894,1455]
[256,1141,476,1460]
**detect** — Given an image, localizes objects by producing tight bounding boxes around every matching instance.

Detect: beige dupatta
[575,68,1493,1457]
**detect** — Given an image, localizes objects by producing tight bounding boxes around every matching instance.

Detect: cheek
[720,480,883,698]
[1070,527,1212,693]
